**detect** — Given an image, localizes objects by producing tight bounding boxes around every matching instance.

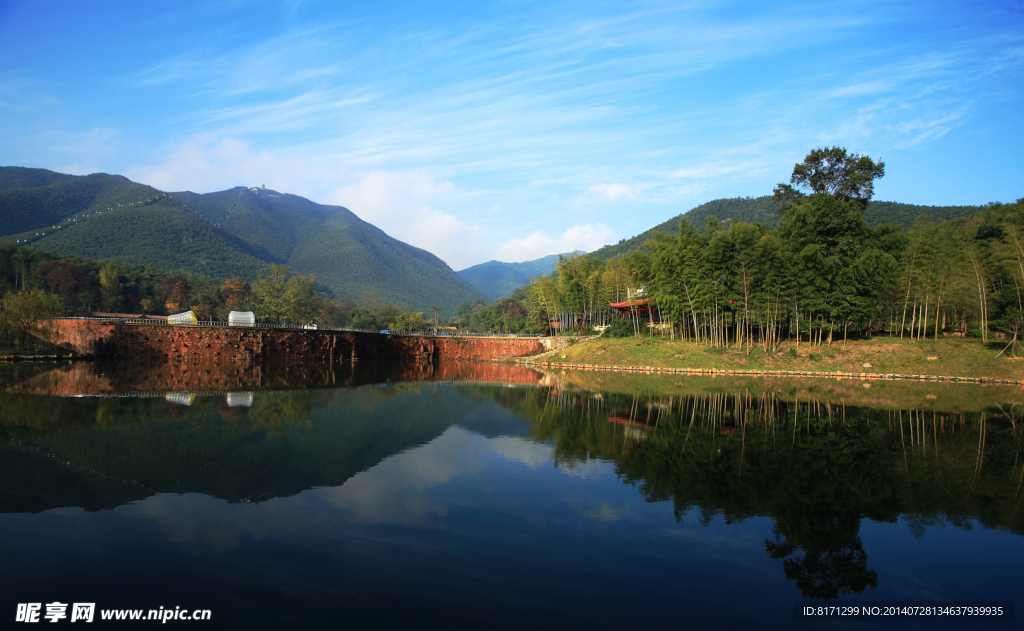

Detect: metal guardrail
[49,317,545,339]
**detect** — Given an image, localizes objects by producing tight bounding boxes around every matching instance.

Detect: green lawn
[541,335,1024,382]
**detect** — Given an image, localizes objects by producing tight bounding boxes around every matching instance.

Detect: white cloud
[320,426,485,525]
[586,182,637,202]
[329,170,486,269]
[495,222,615,262]
[125,135,331,196]
[571,182,647,209]
[486,436,554,469]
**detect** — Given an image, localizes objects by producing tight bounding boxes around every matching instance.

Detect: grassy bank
[542,368,1024,412]
[538,336,1024,382]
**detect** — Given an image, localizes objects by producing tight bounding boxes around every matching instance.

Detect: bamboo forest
[527,150,1024,349]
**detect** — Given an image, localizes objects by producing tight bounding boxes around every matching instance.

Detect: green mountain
[0,171,270,281]
[590,196,988,261]
[0,168,488,315]
[0,166,77,191]
[0,172,158,236]
[457,252,578,300]
[172,186,488,313]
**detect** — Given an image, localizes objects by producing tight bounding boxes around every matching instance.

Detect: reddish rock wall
[41,320,546,364]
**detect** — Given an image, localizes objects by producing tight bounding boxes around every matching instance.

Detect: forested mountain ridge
[0,167,487,315]
[0,166,77,191]
[590,196,989,261]
[0,171,154,237]
[457,253,578,300]
[0,170,274,283]
[5,200,270,281]
[171,186,487,312]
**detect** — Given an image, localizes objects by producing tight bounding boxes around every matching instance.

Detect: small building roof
[608,299,651,310]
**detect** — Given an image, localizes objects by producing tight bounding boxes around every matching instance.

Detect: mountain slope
[0,166,77,191]
[590,196,988,261]
[0,168,488,315]
[0,172,157,236]
[457,261,530,301]
[173,186,488,313]
[0,177,269,281]
[457,253,575,300]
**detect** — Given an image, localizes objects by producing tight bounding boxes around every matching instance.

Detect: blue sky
[1,0,1022,269]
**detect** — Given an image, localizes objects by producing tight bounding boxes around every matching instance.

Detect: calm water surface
[1,360,1021,629]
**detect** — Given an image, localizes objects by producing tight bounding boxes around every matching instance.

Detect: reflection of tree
[497,388,1023,600]
[754,416,891,600]
[94,399,120,429]
[248,393,314,437]
[765,518,877,600]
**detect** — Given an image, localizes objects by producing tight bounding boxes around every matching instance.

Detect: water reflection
[516,389,1022,601]
[1,359,1022,620]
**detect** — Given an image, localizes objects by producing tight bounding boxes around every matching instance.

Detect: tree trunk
[900,253,916,339]
[913,299,921,340]
[795,303,800,350]
[921,294,929,341]
[967,249,987,344]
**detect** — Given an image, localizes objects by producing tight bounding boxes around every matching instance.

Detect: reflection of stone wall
[383,361,550,386]
[8,360,323,395]
[41,320,545,363]
[9,358,550,395]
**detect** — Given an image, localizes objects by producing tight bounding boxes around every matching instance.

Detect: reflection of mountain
[0,360,550,514]
[0,385,485,512]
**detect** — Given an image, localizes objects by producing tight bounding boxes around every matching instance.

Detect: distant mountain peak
[457,251,582,301]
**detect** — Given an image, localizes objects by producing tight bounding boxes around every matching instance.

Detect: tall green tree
[774,147,885,209]
[0,288,63,350]
[253,263,290,323]
[98,262,122,312]
[285,273,325,325]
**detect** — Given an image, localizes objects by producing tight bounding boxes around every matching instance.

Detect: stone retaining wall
[39,319,546,364]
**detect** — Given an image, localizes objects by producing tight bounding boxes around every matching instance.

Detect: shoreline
[511,358,1022,385]
[510,336,1024,386]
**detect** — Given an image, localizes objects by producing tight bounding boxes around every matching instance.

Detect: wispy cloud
[670,160,765,179]
[890,110,968,148]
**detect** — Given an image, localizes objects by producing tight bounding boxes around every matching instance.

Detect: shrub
[601,317,636,338]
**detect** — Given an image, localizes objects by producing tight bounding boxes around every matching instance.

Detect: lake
[1,360,1021,629]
